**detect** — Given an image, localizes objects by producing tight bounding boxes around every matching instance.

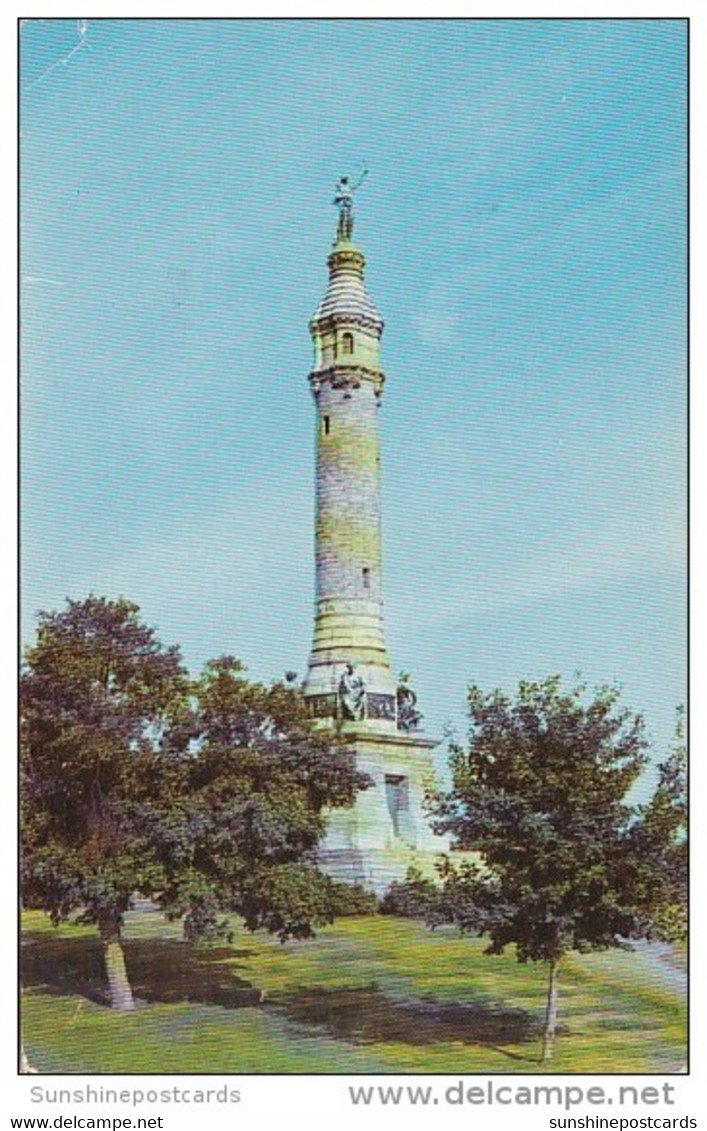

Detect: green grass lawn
[21,909,686,1075]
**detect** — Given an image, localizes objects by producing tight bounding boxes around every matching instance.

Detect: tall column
[300,188,447,893]
[303,232,398,725]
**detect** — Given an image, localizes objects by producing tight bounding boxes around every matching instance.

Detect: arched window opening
[342,332,354,355]
[362,567,371,589]
[322,415,330,436]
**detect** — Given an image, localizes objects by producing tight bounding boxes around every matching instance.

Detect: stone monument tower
[302,177,446,892]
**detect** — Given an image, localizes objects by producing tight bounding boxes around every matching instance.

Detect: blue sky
[20,18,686,773]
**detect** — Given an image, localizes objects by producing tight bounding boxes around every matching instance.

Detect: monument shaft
[302,182,446,890]
[305,240,396,716]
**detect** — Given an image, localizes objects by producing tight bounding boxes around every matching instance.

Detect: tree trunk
[541,958,560,1062]
[98,914,135,1012]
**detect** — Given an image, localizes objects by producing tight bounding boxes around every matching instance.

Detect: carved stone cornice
[327,247,366,274]
[309,312,384,336]
[309,366,386,398]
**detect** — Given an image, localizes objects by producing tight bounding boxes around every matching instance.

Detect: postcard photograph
[19,16,687,1081]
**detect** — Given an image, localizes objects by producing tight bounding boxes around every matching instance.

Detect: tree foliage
[21,598,369,1009]
[426,675,684,1060]
[621,706,687,942]
[20,596,190,1009]
[379,866,438,919]
[159,655,370,942]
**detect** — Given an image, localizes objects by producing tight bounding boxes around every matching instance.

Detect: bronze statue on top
[333,169,368,241]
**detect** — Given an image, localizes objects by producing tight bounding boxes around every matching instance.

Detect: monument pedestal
[319,726,449,894]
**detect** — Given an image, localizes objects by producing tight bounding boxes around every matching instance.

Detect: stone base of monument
[318,846,451,897]
[317,729,451,896]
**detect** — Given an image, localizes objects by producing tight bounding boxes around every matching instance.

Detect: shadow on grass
[21,931,261,1009]
[269,984,543,1059]
[22,933,548,1061]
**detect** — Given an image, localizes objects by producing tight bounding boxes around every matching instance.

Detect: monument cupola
[309,241,384,377]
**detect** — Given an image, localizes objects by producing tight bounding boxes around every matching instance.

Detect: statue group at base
[337,663,423,732]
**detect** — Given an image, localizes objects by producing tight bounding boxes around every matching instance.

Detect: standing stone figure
[339,663,366,721]
[396,677,423,732]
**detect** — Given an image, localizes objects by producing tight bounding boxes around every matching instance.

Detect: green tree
[22,602,370,1010]
[428,675,678,1062]
[21,596,190,1011]
[158,656,369,942]
[622,706,687,942]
